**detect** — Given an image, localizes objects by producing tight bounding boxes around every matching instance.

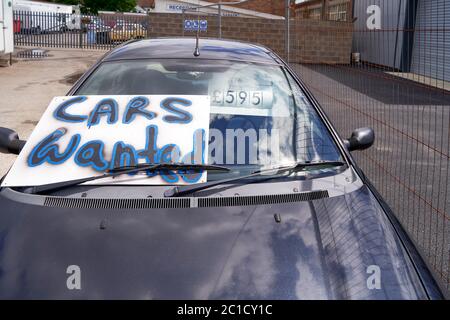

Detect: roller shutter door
[411,0,450,82]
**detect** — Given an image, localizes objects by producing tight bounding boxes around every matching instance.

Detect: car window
[76,59,343,178]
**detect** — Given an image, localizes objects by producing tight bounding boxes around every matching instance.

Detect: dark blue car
[0,38,445,299]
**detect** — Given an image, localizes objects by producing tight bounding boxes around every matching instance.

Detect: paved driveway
[0,48,104,177]
[292,63,450,293]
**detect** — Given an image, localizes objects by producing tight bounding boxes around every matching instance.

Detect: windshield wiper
[164,161,346,197]
[25,163,230,194]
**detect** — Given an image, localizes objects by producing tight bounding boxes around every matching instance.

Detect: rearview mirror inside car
[344,127,375,152]
[0,127,26,155]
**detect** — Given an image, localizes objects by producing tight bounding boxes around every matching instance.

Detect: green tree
[53,0,80,6]
[84,0,137,14]
[53,0,137,14]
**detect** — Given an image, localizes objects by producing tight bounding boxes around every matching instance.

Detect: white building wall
[1,0,14,55]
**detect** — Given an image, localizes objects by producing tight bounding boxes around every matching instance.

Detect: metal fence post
[182,10,185,37]
[285,0,290,62]
[147,14,151,39]
[79,19,83,48]
[218,4,222,39]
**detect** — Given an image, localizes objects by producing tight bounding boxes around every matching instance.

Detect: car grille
[43,190,329,209]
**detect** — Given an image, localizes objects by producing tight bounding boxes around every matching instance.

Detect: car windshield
[75,59,343,180]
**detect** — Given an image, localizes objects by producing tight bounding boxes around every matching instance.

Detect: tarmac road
[0,47,104,177]
[292,63,450,293]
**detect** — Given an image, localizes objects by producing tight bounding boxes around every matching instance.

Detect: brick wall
[123,12,353,64]
[146,13,287,56]
[290,18,353,64]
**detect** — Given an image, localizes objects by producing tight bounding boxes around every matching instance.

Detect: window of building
[328,3,348,21]
[309,7,322,20]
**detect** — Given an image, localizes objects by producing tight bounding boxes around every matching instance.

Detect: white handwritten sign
[1,95,211,187]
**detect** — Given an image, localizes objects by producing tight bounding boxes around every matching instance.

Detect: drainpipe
[321,0,327,20]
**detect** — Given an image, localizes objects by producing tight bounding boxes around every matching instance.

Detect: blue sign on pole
[184,20,208,32]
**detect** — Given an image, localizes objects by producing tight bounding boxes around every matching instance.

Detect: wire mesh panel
[290,0,449,294]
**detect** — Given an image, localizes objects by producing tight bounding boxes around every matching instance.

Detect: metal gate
[13,11,150,50]
[411,0,450,82]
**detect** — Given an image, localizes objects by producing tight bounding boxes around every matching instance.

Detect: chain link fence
[291,0,449,294]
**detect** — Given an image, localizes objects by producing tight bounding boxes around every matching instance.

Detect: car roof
[102,38,282,65]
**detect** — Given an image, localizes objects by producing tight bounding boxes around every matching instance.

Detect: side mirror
[344,127,375,152]
[0,127,26,155]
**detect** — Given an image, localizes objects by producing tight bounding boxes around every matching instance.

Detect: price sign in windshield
[210,89,273,109]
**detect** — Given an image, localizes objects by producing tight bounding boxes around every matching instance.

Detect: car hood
[0,186,427,299]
